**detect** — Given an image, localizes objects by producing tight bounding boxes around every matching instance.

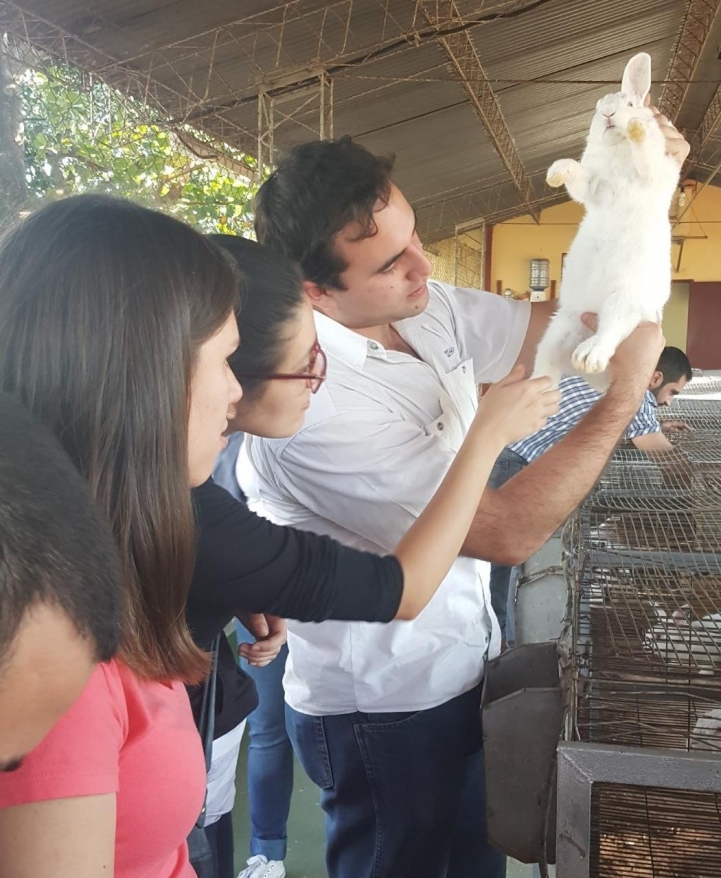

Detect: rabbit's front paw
[572,338,612,374]
[546,159,577,188]
[626,118,647,143]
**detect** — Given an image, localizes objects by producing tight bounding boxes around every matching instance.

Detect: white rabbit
[644,604,721,674]
[532,52,681,390]
[690,707,721,751]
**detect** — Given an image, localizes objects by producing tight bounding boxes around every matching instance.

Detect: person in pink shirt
[0,195,243,878]
[0,392,123,773]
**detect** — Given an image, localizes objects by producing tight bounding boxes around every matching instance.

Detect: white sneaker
[237,855,286,878]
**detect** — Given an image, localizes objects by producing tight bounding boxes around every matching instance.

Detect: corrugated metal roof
[4,0,721,240]
[473,0,683,78]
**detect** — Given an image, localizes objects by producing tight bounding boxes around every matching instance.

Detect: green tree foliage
[19,65,257,235]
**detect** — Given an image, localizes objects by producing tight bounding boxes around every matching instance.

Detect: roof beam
[421,0,540,223]
[418,189,567,244]
[473,191,566,226]
[692,157,720,172]
[1,0,555,128]
[697,84,721,150]
[0,3,192,118]
[685,84,721,175]
[0,2,258,146]
[416,168,559,220]
[658,0,721,124]
[174,0,555,124]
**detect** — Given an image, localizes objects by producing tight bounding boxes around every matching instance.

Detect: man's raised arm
[462,320,665,565]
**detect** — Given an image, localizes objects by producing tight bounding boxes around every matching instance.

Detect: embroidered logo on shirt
[444,347,455,357]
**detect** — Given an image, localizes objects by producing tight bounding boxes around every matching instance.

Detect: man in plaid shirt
[489,345,693,642]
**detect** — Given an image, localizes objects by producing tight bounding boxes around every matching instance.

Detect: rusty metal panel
[482,642,563,866]
[556,743,721,878]
[559,384,721,877]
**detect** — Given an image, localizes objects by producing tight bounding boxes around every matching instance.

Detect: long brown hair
[0,195,237,684]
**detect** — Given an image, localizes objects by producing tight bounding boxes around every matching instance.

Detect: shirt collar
[314,311,388,370]
[645,389,658,407]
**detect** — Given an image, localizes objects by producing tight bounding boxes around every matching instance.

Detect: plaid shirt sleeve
[625,390,661,438]
[508,375,600,463]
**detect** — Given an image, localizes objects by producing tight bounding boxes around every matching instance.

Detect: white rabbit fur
[644,604,721,674]
[690,708,721,751]
[532,53,681,390]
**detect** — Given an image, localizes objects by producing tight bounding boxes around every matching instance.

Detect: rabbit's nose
[603,111,615,119]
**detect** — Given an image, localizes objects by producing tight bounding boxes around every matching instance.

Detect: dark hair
[0,394,123,668]
[209,235,304,399]
[0,195,237,684]
[255,136,395,289]
[657,346,693,385]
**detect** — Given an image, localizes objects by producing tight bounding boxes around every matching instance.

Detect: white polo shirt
[239,280,530,715]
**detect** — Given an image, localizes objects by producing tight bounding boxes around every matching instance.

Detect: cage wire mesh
[424,239,456,285]
[674,375,721,399]
[424,227,485,289]
[454,230,485,289]
[590,783,721,878]
[564,377,721,877]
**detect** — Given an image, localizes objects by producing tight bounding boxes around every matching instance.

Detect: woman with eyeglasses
[185,235,559,878]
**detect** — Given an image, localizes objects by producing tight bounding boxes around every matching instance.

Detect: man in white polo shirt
[241,133,682,877]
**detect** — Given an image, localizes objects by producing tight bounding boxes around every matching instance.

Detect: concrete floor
[231,737,538,878]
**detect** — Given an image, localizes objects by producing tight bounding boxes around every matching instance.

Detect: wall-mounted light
[529,258,550,291]
[674,179,697,214]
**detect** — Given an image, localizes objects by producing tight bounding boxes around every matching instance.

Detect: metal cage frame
[556,742,721,878]
[556,377,721,876]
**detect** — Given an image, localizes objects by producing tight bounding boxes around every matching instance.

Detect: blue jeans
[488,448,528,645]
[235,622,294,862]
[286,684,505,878]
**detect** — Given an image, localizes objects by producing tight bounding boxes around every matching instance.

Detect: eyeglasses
[238,341,327,394]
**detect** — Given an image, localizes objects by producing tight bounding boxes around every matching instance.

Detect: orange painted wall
[489,183,721,295]
[426,183,721,350]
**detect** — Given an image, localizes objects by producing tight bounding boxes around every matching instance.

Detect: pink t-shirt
[0,659,206,877]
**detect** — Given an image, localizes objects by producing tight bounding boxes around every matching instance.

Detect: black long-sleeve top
[186,478,404,736]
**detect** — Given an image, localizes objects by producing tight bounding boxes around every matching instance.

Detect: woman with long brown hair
[0,194,243,877]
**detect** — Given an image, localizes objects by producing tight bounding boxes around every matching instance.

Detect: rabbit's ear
[621,52,652,103]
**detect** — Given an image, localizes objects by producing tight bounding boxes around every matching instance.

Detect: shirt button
[369,342,379,351]
[437,422,444,431]
[462,365,467,374]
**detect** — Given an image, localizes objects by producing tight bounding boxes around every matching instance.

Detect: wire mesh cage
[590,783,721,878]
[424,228,485,289]
[560,379,721,877]
[671,375,721,399]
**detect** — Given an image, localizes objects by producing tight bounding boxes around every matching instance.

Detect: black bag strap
[198,634,221,771]
[195,633,221,826]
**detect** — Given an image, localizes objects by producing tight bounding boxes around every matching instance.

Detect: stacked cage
[560,377,721,878]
